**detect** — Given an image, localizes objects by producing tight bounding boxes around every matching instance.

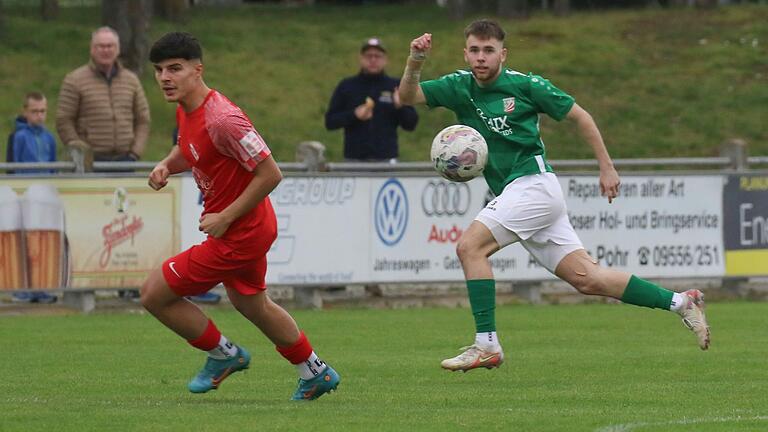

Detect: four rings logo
[375,178,408,246]
[421,181,471,216]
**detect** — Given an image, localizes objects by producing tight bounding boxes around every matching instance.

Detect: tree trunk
[0,0,4,38]
[41,0,59,21]
[497,0,529,19]
[446,0,469,20]
[667,0,690,7]
[154,0,188,21]
[102,0,152,75]
[695,0,718,8]
[553,0,569,16]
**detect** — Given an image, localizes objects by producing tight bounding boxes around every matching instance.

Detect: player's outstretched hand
[410,33,432,60]
[600,166,620,203]
[199,212,232,238]
[148,163,170,191]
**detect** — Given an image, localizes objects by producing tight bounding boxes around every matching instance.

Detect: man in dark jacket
[325,38,418,162]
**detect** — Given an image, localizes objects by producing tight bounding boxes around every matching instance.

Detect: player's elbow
[268,164,283,190]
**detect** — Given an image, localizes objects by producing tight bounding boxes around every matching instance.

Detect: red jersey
[176,90,274,244]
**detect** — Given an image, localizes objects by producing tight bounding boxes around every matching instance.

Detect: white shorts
[476,172,583,273]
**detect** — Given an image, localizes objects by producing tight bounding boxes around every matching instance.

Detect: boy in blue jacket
[7,92,57,175]
[7,92,58,304]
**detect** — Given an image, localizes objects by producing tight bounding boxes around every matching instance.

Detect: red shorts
[162,232,275,297]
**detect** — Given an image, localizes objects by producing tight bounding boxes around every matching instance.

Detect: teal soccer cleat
[188,347,251,393]
[290,366,340,401]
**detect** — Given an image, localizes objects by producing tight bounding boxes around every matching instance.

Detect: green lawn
[0,4,766,163]
[1,302,766,431]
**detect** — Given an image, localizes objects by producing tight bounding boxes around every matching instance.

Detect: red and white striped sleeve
[209,112,271,171]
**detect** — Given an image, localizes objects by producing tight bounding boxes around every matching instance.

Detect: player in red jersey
[141,32,339,400]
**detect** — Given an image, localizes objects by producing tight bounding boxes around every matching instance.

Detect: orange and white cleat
[440,345,504,372]
[678,289,711,350]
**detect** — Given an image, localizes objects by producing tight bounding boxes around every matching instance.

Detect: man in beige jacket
[56,26,150,166]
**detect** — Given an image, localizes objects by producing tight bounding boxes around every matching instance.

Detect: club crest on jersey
[503,97,516,113]
[189,142,200,161]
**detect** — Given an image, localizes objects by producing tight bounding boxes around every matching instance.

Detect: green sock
[467,279,496,332]
[620,275,674,310]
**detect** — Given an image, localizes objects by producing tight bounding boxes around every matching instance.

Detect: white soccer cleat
[678,289,710,350]
[440,345,504,372]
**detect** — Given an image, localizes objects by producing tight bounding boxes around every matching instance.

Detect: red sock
[275,331,313,364]
[187,320,221,351]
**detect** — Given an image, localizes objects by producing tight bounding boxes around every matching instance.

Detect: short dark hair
[24,91,45,107]
[464,19,506,42]
[149,32,203,63]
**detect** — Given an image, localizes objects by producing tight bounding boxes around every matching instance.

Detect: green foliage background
[0,3,765,163]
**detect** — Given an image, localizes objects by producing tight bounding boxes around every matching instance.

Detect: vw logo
[375,178,408,246]
[421,180,471,216]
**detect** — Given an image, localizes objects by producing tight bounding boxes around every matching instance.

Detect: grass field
[0,4,766,163]
[1,302,767,431]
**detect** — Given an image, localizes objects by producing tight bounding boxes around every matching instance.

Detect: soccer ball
[430,125,488,182]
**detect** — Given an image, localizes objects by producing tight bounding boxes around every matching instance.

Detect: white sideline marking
[595,415,768,432]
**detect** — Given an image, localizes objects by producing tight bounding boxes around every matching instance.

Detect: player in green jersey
[399,20,710,372]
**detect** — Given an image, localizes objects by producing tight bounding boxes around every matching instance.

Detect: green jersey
[421,68,575,195]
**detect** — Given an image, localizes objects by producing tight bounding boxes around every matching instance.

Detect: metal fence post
[720,138,749,170]
[295,141,326,172]
[67,141,93,173]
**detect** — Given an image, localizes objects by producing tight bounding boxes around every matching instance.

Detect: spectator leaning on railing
[55,26,150,167]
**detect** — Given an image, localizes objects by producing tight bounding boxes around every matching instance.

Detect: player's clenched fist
[148,163,170,190]
[599,166,621,204]
[410,33,432,60]
[199,213,231,238]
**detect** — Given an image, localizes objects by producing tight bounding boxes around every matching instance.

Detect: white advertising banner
[563,175,725,278]
[180,176,370,285]
[179,174,725,285]
[368,177,545,282]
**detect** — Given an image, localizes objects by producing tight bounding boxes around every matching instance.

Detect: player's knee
[570,273,605,296]
[560,259,606,295]
[139,271,166,311]
[139,280,157,311]
[456,239,478,263]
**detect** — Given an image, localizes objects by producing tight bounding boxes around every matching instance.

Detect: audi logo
[421,181,471,216]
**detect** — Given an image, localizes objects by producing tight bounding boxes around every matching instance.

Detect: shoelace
[200,357,228,377]
[454,345,482,361]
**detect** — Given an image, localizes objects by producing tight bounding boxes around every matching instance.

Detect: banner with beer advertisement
[0,178,180,290]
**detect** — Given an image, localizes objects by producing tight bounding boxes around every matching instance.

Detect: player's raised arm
[565,103,620,203]
[148,145,190,190]
[398,33,431,106]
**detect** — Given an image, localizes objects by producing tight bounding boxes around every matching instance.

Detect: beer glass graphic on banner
[21,184,70,289]
[0,186,26,290]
